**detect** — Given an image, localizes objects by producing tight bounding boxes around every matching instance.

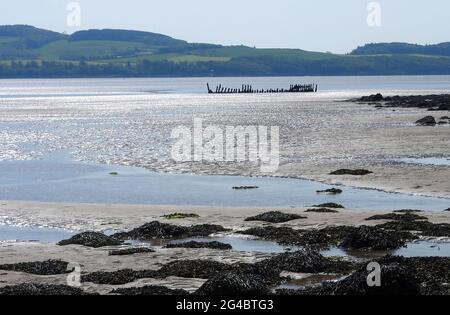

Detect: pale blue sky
[0,0,449,53]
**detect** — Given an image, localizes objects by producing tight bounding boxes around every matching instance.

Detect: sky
[0,0,449,54]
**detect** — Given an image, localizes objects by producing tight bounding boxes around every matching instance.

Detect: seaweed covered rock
[311,203,345,209]
[58,232,122,248]
[109,247,155,256]
[366,213,428,222]
[195,272,270,296]
[298,263,420,295]
[0,284,92,296]
[359,93,384,102]
[157,260,230,279]
[292,256,450,295]
[339,226,415,250]
[82,269,159,285]
[165,241,232,250]
[416,116,437,126]
[0,260,70,275]
[113,221,188,240]
[187,224,228,237]
[259,250,356,274]
[245,211,306,223]
[329,169,373,176]
[305,208,339,213]
[239,226,302,245]
[316,188,343,195]
[112,221,227,241]
[377,220,450,237]
[112,286,189,296]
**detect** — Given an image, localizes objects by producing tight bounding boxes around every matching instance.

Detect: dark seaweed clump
[112,286,189,296]
[311,203,345,209]
[0,284,92,296]
[366,213,428,221]
[240,225,415,250]
[109,247,155,256]
[0,260,71,276]
[165,241,232,250]
[245,211,306,223]
[112,221,227,241]
[305,208,339,213]
[278,256,450,296]
[58,232,122,248]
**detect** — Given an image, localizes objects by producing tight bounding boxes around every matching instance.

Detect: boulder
[415,116,436,126]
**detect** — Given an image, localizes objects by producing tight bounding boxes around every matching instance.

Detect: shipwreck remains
[207,83,318,94]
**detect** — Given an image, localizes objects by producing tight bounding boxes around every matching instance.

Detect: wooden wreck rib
[207,83,318,94]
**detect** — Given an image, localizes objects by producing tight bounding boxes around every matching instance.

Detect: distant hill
[1,25,450,77]
[351,42,450,56]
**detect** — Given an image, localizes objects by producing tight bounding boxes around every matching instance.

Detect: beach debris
[416,116,437,126]
[305,208,339,213]
[111,221,228,241]
[112,286,189,296]
[195,272,270,296]
[0,260,71,276]
[58,232,122,248]
[109,247,155,256]
[441,116,450,120]
[329,169,373,176]
[109,172,119,176]
[232,186,259,190]
[165,241,232,250]
[162,213,200,220]
[245,211,306,223]
[0,284,93,296]
[312,203,345,209]
[316,188,343,195]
